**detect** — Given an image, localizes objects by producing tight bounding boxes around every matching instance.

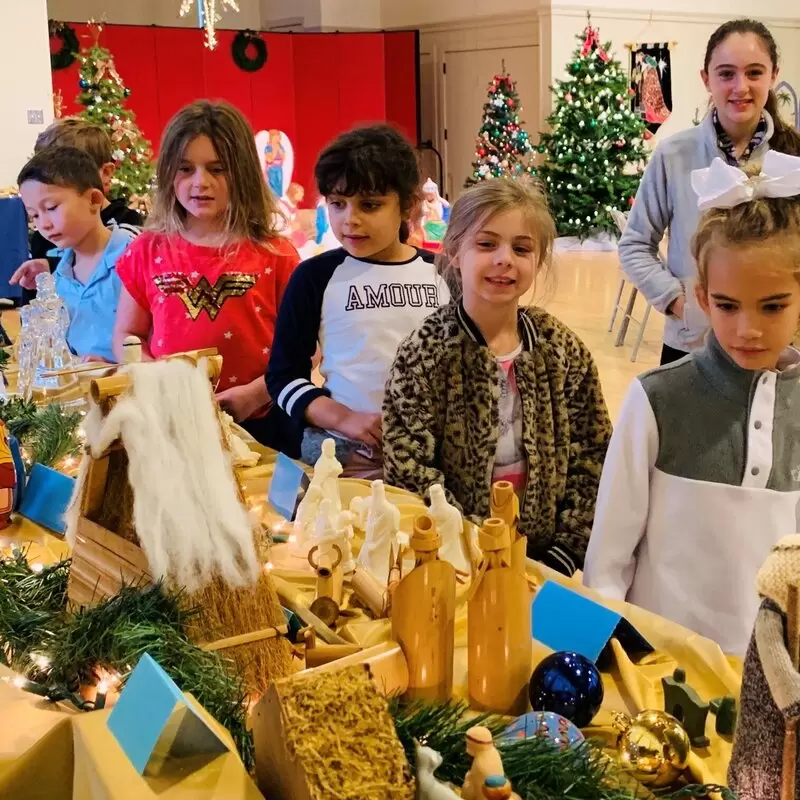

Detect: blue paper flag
[532,580,652,663]
[18,463,75,534]
[268,453,309,521]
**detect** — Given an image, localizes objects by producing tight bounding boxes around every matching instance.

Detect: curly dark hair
[704,19,800,156]
[18,146,103,193]
[314,124,420,243]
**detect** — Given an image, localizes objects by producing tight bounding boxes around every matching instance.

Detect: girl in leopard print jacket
[383,179,612,576]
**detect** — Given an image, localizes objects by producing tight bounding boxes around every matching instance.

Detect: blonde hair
[437,178,556,300]
[692,169,800,288]
[148,100,282,244]
[34,117,113,169]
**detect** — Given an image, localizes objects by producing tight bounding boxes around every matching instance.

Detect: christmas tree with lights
[536,18,649,239]
[76,36,154,200]
[465,67,536,187]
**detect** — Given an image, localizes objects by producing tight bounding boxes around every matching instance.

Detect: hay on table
[254,665,415,800]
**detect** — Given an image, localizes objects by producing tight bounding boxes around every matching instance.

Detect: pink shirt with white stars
[117,231,299,418]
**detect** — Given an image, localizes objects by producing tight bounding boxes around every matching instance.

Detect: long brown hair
[149,100,283,243]
[437,178,556,301]
[704,20,800,156]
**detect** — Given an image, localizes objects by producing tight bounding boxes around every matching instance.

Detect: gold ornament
[179,0,240,50]
[613,710,690,788]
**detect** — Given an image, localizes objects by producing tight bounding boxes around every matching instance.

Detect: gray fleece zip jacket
[619,111,774,352]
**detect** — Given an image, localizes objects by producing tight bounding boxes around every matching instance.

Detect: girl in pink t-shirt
[114,100,300,454]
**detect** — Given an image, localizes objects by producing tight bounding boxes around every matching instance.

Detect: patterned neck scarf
[712,108,769,166]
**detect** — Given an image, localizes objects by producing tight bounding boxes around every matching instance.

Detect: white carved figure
[290,484,322,556]
[357,480,402,583]
[415,740,460,800]
[349,495,369,531]
[309,438,342,512]
[428,484,470,572]
[312,498,339,558]
[335,508,357,573]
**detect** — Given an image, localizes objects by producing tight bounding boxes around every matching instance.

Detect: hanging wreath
[232,31,268,73]
[49,21,79,71]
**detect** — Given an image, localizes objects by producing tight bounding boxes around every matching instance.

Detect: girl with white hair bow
[585,151,800,658]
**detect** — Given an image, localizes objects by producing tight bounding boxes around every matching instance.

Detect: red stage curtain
[49,24,419,199]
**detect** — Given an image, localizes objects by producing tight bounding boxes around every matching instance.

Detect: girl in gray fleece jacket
[620,19,800,365]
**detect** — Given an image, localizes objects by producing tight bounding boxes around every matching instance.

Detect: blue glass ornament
[504,711,585,748]
[79,78,89,88]
[529,651,604,728]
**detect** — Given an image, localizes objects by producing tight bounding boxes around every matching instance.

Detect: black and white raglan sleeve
[266,250,343,425]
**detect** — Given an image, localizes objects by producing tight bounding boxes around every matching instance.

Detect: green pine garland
[536,22,650,239]
[392,700,738,800]
[0,398,81,472]
[0,549,254,769]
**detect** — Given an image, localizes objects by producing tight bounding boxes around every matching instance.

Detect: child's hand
[216,383,266,423]
[10,259,49,290]
[339,411,383,449]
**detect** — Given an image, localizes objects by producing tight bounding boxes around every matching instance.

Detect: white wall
[0,0,53,186]
[46,0,261,28]
[321,0,383,30]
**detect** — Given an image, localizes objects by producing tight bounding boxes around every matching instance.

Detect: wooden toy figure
[490,481,525,575]
[0,420,16,529]
[391,513,456,702]
[309,438,342,512]
[482,775,521,800]
[662,668,710,747]
[462,727,504,800]
[357,480,402,583]
[308,499,344,604]
[428,484,470,573]
[729,536,800,800]
[468,518,532,715]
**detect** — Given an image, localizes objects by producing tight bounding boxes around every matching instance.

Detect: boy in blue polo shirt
[16,147,134,362]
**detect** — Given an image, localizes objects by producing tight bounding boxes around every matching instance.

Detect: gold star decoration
[179,0,240,50]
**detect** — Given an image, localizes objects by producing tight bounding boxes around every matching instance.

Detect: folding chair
[607,209,653,362]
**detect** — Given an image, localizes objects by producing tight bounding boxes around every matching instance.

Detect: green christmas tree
[465,68,536,187]
[536,20,649,239]
[76,38,154,200]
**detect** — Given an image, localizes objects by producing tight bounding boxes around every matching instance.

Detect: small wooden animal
[463,727,505,800]
[414,740,460,800]
[662,668,710,747]
[710,696,738,737]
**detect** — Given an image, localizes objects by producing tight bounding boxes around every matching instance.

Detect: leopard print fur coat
[383,302,612,575]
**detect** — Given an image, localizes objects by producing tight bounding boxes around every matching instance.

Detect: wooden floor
[527,251,664,422]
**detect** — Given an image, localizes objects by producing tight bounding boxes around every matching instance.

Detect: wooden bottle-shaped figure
[391,513,456,702]
[468,518,531,715]
[307,499,344,605]
[490,481,525,575]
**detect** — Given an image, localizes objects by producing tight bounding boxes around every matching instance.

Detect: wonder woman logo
[153,272,257,321]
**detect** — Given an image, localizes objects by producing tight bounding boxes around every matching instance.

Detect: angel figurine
[421,178,450,224]
[309,438,342,513]
[728,535,800,799]
[357,480,402,583]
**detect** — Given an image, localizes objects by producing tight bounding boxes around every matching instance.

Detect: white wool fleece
[65,358,259,592]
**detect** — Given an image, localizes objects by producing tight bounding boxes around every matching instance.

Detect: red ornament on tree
[627,88,635,96]
[478,148,487,156]
[628,196,635,207]
[643,130,654,141]
[507,99,514,107]
[565,93,573,103]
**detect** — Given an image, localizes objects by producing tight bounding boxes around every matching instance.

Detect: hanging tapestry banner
[630,42,673,134]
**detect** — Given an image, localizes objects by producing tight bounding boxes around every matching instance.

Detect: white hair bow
[691,151,800,211]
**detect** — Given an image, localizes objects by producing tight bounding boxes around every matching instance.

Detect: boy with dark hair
[14,118,143,303]
[16,146,135,362]
[267,124,450,477]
